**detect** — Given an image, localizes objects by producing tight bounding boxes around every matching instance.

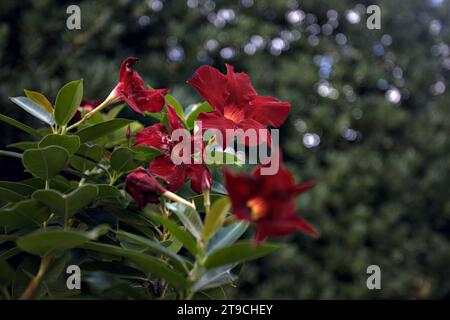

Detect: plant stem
[19,255,53,300]
[162,190,196,209]
[66,93,119,131]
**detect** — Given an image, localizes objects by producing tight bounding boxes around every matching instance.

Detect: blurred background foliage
[1,0,450,299]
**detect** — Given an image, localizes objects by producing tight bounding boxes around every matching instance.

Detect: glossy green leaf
[190,193,227,212]
[0,181,35,197]
[81,241,189,290]
[116,230,187,272]
[166,202,203,241]
[16,226,108,257]
[0,113,40,137]
[9,96,55,125]
[192,264,237,292]
[22,146,69,180]
[70,144,103,172]
[24,89,53,113]
[204,241,282,269]
[7,141,38,151]
[110,147,140,173]
[131,145,163,162]
[203,197,230,242]
[96,184,121,199]
[207,222,248,254]
[54,79,83,126]
[185,102,213,129]
[0,180,35,203]
[105,104,125,120]
[32,185,98,219]
[0,199,51,230]
[148,213,198,255]
[165,95,185,119]
[75,119,134,143]
[39,134,80,155]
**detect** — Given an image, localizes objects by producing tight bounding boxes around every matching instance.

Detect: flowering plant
[0,58,318,299]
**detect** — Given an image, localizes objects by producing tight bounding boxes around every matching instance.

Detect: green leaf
[115,230,188,272]
[185,102,213,129]
[22,146,70,180]
[110,147,140,173]
[0,181,35,196]
[131,145,163,162]
[192,265,237,292]
[207,222,248,254]
[0,150,22,160]
[204,241,282,269]
[148,213,198,255]
[54,79,83,126]
[0,188,27,203]
[203,197,230,242]
[165,95,185,119]
[32,185,98,220]
[0,199,51,230]
[71,144,103,172]
[0,181,35,202]
[75,119,134,143]
[211,180,228,195]
[105,104,125,120]
[9,96,55,125]
[0,258,15,287]
[0,113,40,137]
[80,241,189,290]
[96,184,121,199]
[166,202,203,241]
[190,193,227,212]
[16,226,108,257]
[39,134,80,155]
[24,89,53,113]
[7,141,38,151]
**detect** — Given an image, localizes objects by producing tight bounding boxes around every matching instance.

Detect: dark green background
[1,0,449,298]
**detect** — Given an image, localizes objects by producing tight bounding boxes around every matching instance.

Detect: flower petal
[224,169,260,221]
[135,123,171,154]
[150,155,186,192]
[186,164,212,194]
[225,64,257,105]
[254,215,319,243]
[187,66,229,113]
[246,95,291,128]
[125,167,166,208]
[117,57,168,114]
[167,104,184,132]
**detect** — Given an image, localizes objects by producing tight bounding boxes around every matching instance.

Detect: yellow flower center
[246,197,267,221]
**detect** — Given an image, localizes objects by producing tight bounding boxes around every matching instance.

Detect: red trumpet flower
[135,105,212,194]
[125,167,167,208]
[187,64,291,146]
[224,163,319,243]
[111,57,169,114]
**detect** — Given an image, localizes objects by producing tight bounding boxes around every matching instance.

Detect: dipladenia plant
[0,58,318,300]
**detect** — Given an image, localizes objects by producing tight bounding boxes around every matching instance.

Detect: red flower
[111,57,169,114]
[224,163,319,243]
[135,105,212,194]
[125,167,167,208]
[187,64,291,146]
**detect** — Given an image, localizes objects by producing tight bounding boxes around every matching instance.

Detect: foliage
[1,0,450,299]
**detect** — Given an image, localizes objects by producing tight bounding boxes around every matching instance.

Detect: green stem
[66,93,119,131]
[19,255,53,300]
